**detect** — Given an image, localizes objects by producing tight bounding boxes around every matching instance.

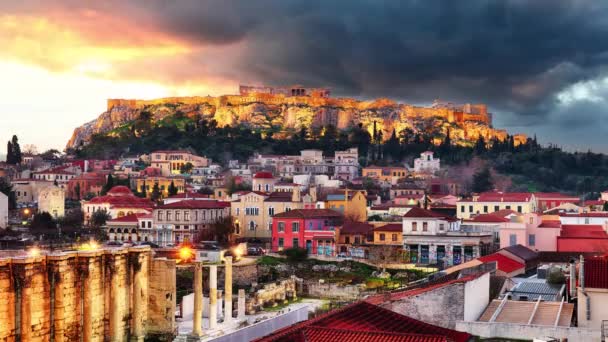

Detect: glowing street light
[178,245,195,263]
[28,247,41,257]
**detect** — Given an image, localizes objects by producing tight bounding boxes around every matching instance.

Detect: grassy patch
[263,297,303,312]
[257,255,283,266]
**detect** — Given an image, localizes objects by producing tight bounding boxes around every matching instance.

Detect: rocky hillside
[66,95,525,149]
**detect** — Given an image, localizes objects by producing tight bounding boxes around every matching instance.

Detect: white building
[333,148,359,181]
[413,151,440,174]
[38,186,65,218]
[0,192,8,229]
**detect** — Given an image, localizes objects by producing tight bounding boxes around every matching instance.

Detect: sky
[1,0,608,152]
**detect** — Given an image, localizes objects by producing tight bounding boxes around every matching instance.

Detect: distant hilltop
[67,85,526,149]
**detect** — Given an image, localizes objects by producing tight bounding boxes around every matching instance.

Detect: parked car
[138,241,160,248]
[247,246,266,256]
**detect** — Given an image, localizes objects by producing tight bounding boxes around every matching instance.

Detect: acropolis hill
[66,84,527,149]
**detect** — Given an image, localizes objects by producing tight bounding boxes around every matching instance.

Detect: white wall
[464,272,490,321]
[455,321,600,342]
[560,216,608,226]
[0,192,7,229]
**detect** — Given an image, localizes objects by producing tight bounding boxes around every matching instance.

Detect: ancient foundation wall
[0,247,176,342]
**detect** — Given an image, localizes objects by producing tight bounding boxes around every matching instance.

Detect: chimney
[569,258,576,299]
[292,186,301,202]
[84,160,89,173]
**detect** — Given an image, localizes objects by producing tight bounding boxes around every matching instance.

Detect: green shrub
[283,247,308,263]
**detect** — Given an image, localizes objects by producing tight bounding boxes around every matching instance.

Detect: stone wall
[0,247,176,341]
[455,321,600,342]
[303,281,364,301]
[148,258,177,337]
[246,277,299,314]
[379,282,466,329]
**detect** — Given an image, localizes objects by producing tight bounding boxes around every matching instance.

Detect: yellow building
[324,190,367,222]
[230,189,303,243]
[134,176,186,198]
[150,150,209,176]
[362,166,408,185]
[371,223,403,245]
[456,192,536,219]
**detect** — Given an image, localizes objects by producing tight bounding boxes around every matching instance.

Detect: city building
[413,151,441,174]
[152,200,230,246]
[231,189,303,243]
[389,182,425,200]
[336,222,373,257]
[578,256,608,330]
[534,192,580,211]
[251,172,277,192]
[37,186,65,218]
[32,166,79,186]
[271,209,343,255]
[0,192,7,229]
[457,192,536,219]
[81,186,153,223]
[150,150,209,176]
[133,176,186,198]
[66,172,107,199]
[11,178,54,204]
[106,213,153,243]
[403,207,494,265]
[372,223,403,246]
[333,147,359,181]
[322,189,367,222]
[362,165,408,185]
[239,84,331,97]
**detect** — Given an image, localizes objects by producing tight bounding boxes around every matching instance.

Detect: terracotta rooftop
[373,223,402,232]
[340,222,374,234]
[403,207,455,221]
[254,301,470,342]
[158,200,230,209]
[584,256,608,289]
[478,253,525,274]
[272,209,342,219]
[500,244,539,262]
[167,192,210,199]
[478,299,573,327]
[253,171,274,179]
[466,213,510,223]
[460,192,533,203]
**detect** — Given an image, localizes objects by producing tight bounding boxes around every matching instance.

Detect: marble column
[237,289,246,319]
[209,265,218,329]
[224,257,233,323]
[192,263,203,337]
[217,290,223,319]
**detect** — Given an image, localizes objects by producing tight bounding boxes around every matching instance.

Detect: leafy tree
[31,212,55,230]
[168,181,178,196]
[150,182,162,202]
[384,129,401,161]
[5,140,13,164]
[603,201,608,212]
[0,177,16,209]
[283,247,308,263]
[180,162,194,174]
[101,174,115,195]
[472,167,494,193]
[59,209,84,228]
[202,216,236,246]
[90,209,110,228]
[197,187,214,195]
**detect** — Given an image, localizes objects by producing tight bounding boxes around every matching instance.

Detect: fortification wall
[0,247,174,342]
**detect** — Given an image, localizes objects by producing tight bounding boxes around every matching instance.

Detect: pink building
[271,209,343,256]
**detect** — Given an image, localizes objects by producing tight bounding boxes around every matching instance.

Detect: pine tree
[472,167,493,193]
[150,182,162,202]
[168,181,178,196]
[5,141,13,164]
[74,182,81,200]
[11,135,21,164]
[101,174,114,195]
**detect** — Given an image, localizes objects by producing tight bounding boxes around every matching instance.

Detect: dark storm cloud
[5,0,608,149]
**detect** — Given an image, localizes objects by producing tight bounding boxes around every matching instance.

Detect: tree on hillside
[10,135,21,164]
[384,129,401,161]
[0,177,16,209]
[168,181,178,197]
[5,140,13,164]
[180,162,194,174]
[90,209,110,228]
[31,212,55,230]
[101,174,115,195]
[196,216,236,246]
[472,167,493,193]
[74,182,81,200]
[150,182,162,202]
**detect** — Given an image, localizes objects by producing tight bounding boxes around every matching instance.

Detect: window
[236,208,240,216]
[483,205,488,213]
[292,222,300,232]
[268,207,275,216]
[422,222,428,232]
[460,206,464,213]
[439,224,445,231]
[175,211,181,221]
[278,222,285,232]
[157,211,163,221]
[506,205,511,210]
[392,234,397,241]
[354,236,360,244]
[166,211,172,221]
[528,234,536,246]
[380,233,386,241]
[249,221,256,231]
[278,238,284,248]
[517,206,522,213]
[412,222,418,231]
[148,221,152,228]
[494,205,499,212]
[293,238,299,248]
[141,221,146,228]
[509,234,517,246]
[469,205,473,212]
[184,211,190,222]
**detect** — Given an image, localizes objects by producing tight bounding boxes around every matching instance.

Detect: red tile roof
[108,213,149,223]
[341,222,374,234]
[167,192,210,199]
[254,301,470,342]
[539,220,562,228]
[373,223,402,232]
[560,225,608,238]
[478,253,525,274]
[403,207,449,219]
[461,192,533,203]
[158,200,230,209]
[584,256,608,289]
[272,209,343,219]
[107,186,132,195]
[466,213,509,223]
[533,192,579,200]
[559,212,608,217]
[254,171,274,179]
